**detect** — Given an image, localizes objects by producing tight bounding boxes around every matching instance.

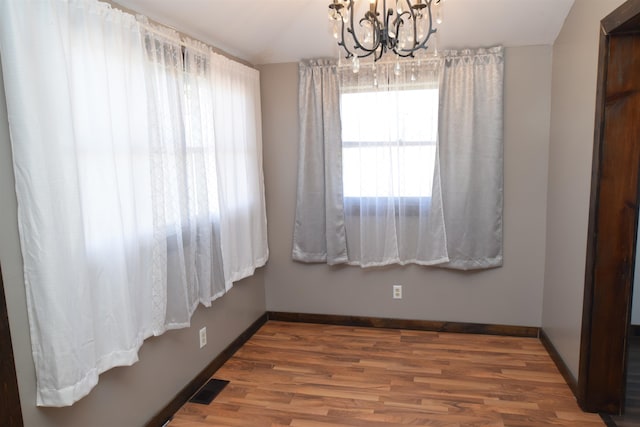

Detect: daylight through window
[340,88,438,199]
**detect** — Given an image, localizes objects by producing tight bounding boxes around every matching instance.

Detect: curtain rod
[106,0,257,70]
[336,55,442,70]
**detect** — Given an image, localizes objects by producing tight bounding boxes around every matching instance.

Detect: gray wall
[259,45,553,327]
[0,64,267,426]
[1,2,624,421]
[541,0,626,380]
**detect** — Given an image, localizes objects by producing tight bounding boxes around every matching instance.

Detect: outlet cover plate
[393,285,402,299]
[199,327,207,348]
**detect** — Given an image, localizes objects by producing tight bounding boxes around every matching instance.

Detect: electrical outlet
[199,327,207,348]
[393,284,402,299]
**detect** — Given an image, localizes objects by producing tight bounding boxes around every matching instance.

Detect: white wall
[0,62,267,426]
[541,0,626,380]
[260,45,553,327]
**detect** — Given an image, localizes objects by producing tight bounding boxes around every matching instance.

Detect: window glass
[340,89,438,198]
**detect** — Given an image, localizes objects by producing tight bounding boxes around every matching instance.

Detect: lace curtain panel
[338,59,449,267]
[293,47,504,269]
[0,0,268,407]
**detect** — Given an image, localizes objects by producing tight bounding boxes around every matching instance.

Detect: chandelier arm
[337,38,354,59]
[372,17,383,52]
[358,16,379,48]
[359,50,379,60]
[396,0,412,36]
[392,11,410,52]
[395,10,417,55]
[395,50,417,58]
[375,47,383,61]
[330,1,355,58]
[370,0,381,49]
[410,4,418,50]
[347,0,380,56]
[383,1,395,53]
[394,0,416,55]
[412,0,437,51]
[412,28,437,51]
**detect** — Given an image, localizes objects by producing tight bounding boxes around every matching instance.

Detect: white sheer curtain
[339,60,448,266]
[142,25,228,329]
[0,0,155,406]
[0,0,267,407]
[209,52,269,284]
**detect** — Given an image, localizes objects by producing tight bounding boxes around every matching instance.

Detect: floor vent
[189,379,230,405]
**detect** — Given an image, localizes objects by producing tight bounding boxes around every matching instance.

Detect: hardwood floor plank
[168,321,603,426]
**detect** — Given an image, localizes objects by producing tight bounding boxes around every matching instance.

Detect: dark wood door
[0,263,23,426]
[580,0,640,414]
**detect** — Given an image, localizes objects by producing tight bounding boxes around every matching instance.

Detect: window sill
[343,197,432,217]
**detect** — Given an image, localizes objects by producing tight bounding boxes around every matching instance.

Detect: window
[294,52,503,268]
[0,2,268,406]
[340,88,438,200]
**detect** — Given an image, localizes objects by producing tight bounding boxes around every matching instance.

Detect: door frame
[0,262,23,426]
[579,0,640,414]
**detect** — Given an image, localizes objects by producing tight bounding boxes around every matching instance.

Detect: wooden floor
[169,321,604,426]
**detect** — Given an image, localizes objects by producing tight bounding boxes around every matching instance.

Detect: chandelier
[328,0,442,66]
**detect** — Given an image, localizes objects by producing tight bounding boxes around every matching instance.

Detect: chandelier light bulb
[332,22,340,39]
[342,0,350,19]
[435,4,443,25]
[328,0,341,21]
[363,21,373,44]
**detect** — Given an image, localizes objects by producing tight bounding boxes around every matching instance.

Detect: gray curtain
[438,46,504,269]
[292,59,348,264]
[292,47,504,270]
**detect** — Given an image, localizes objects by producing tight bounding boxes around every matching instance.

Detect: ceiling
[113,0,575,65]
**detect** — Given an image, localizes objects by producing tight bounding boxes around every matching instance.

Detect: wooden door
[580,0,640,414]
